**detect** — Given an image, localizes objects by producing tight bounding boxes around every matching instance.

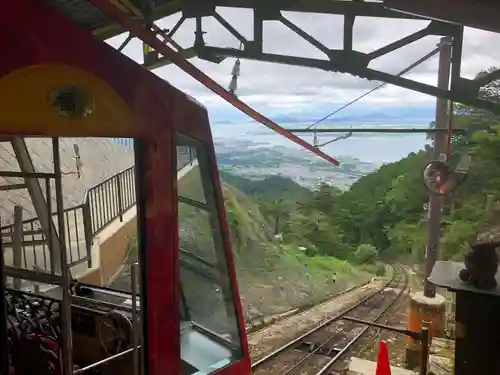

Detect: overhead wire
[307,46,441,130]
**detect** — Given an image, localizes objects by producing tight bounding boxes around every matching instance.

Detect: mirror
[423,155,471,195]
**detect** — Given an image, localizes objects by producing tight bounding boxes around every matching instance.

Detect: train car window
[177,134,243,374]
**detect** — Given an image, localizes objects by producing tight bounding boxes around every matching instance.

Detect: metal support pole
[0,217,9,375]
[81,202,93,268]
[131,263,140,375]
[424,36,452,298]
[11,138,63,273]
[52,138,73,375]
[420,326,430,375]
[12,206,23,290]
[116,175,124,222]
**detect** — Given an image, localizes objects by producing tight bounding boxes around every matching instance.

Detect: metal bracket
[10,138,63,273]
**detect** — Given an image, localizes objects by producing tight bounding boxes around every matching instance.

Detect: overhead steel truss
[114,0,500,114]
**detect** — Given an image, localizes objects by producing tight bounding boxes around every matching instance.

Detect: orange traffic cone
[375,340,391,375]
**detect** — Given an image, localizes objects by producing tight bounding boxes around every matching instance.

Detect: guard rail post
[82,202,93,268]
[420,325,430,375]
[12,206,23,290]
[116,173,124,222]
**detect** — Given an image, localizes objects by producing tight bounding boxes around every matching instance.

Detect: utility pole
[424,36,453,298]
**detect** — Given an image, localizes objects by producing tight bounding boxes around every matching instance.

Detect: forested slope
[283,68,500,265]
[221,183,373,319]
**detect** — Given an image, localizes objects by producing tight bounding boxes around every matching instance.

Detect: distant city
[214,138,378,190]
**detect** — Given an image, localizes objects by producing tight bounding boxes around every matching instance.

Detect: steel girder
[129,0,500,115]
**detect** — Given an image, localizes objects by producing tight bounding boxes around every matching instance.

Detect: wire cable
[307,47,441,129]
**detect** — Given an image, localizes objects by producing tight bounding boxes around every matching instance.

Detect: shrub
[353,243,378,265]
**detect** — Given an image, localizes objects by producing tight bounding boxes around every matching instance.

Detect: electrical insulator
[231,59,241,77]
[228,57,241,95]
[229,76,238,95]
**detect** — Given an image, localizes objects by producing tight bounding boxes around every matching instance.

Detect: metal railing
[1,147,197,273]
[1,204,92,271]
[85,166,136,236]
[86,146,195,236]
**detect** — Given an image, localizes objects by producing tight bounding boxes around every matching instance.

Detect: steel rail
[251,264,409,374]
[280,265,408,375]
[246,278,374,333]
[315,264,409,375]
[251,263,398,369]
[86,0,340,166]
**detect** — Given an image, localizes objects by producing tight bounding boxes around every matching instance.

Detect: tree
[353,244,378,264]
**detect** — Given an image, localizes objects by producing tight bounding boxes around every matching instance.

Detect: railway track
[245,278,374,334]
[251,264,409,375]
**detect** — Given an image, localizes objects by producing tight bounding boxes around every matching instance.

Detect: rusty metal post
[424,36,453,298]
[420,325,430,375]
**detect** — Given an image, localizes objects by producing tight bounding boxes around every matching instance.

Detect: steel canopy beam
[384,0,500,35]
[90,0,431,40]
[133,0,500,115]
[199,45,500,114]
[210,0,429,19]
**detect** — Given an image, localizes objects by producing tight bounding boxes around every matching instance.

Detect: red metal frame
[0,1,251,374]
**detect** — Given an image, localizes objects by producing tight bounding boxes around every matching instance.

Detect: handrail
[85,146,195,236]
[82,165,134,206]
[85,165,136,235]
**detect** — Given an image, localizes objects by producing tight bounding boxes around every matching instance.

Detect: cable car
[0,1,250,375]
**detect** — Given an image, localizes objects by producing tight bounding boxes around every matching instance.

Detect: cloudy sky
[107,8,500,163]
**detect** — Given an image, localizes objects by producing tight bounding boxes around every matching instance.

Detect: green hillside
[221,182,373,317]
[219,171,313,201]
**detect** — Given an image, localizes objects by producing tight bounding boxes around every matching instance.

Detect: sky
[107,8,500,164]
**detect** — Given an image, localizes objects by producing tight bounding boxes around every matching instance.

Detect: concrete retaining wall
[78,207,137,285]
[0,138,134,222]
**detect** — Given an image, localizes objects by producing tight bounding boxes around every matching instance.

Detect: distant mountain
[210,105,434,126]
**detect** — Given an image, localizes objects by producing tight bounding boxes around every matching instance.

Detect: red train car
[0,1,250,375]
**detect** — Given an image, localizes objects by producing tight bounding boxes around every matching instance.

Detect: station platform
[347,357,415,375]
